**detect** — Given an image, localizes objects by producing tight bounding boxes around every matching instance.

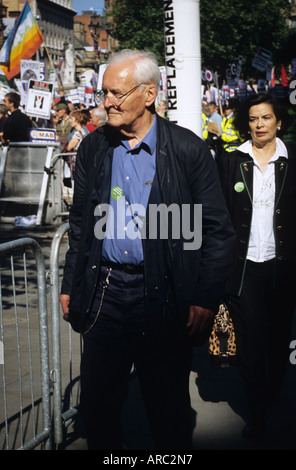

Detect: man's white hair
[91,107,106,121]
[106,49,160,90]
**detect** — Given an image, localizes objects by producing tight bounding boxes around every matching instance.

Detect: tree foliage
[200,0,292,79]
[107,0,165,64]
[107,0,293,79]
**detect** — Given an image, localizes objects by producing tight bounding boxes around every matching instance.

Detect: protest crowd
[0,69,295,203]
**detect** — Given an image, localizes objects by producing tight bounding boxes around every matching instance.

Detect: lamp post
[88,12,109,67]
[88,12,101,37]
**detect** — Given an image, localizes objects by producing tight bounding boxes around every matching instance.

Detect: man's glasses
[96,83,143,107]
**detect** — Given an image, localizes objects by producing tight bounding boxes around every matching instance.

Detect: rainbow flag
[0,0,43,80]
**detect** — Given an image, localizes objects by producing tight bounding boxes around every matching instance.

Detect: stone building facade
[2,0,75,78]
[1,0,115,85]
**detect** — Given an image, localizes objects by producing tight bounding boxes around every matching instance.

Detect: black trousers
[80,266,193,450]
[228,259,295,425]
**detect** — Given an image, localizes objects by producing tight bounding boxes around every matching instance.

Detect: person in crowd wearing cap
[54,102,72,140]
[220,98,244,154]
[1,92,32,144]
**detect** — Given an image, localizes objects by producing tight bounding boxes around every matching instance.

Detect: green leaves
[106,0,292,78]
[200,0,291,77]
[107,0,165,63]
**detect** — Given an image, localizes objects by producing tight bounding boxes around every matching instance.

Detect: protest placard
[252,47,272,72]
[20,59,45,105]
[25,79,54,120]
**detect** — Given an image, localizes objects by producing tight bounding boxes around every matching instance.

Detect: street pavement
[65,339,296,451]
[0,222,296,451]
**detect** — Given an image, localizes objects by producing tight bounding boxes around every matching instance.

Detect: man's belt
[101,261,144,274]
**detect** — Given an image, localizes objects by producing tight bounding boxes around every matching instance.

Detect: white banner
[25,80,54,120]
[20,60,45,105]
[21,59,45,84]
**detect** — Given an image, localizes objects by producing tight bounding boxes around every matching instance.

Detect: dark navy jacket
[61,114,236,335]
[218,143,296,296]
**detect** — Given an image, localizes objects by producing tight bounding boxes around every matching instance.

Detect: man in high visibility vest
[202,101,209,140]
[221,99,243,153]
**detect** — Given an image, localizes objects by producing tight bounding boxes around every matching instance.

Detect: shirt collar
[238,138,288,162]
[119,115,157,155]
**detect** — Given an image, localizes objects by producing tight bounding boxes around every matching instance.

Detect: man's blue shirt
[102,116,157,265]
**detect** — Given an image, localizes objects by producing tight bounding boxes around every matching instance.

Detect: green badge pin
[234,182,245,192]
[111,186,123,200]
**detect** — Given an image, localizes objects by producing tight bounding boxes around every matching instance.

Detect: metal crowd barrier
[0,223,82,450]
[0,238,52,450]
[49,222,82,446]
[0,143,75,225]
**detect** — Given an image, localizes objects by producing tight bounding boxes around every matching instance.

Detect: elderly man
[60,50,235,450]
[90,106,106,128]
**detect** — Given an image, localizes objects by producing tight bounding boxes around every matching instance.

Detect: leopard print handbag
[209,302,237,367]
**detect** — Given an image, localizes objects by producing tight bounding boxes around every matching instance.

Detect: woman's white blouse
[238,138,288,262]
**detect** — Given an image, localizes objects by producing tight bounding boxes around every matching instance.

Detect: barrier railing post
[49,223,70,445]
[36,146,55,225]
[0,238,52,450]
[33,238,52,450]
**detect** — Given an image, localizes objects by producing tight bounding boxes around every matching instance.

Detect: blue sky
[72,0,105,15]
